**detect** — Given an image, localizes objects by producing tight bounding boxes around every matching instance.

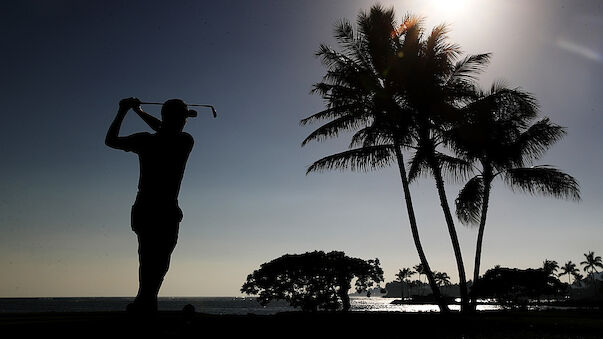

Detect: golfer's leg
[135,234,152,306]
[150,229,179,298]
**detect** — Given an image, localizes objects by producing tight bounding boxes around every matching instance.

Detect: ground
[1,310,602,338]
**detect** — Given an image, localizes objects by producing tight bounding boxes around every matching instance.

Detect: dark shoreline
[1,310,602,338]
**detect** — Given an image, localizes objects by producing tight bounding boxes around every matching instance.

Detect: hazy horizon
[1,0,602,297]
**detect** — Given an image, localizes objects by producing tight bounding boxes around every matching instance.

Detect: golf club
[139,101,218,118]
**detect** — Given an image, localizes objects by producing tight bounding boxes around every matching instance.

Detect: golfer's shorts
[130,201,183,236]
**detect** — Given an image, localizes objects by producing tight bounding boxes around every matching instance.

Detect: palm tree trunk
[427,155,469,313]
[394,143,450,313]
[471,175,492,311]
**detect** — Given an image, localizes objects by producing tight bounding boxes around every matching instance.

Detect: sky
[1,0,602,297]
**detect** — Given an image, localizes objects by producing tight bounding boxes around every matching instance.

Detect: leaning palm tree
[580,251,603,294]
[559,261,579,285]
[301,5,450,312]
[451,82,581,309]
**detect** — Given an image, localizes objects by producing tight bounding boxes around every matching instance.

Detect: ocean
[0,297,504,314]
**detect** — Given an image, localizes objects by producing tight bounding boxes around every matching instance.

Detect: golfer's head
[161,99,191,132]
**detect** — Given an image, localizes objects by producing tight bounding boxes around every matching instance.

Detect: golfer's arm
[105,108,128,149]
[134,107,161,132]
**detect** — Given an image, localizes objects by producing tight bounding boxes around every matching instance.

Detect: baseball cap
[161,99,197,119]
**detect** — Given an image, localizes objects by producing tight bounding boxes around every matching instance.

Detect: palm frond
[306,145,396,174]
[448,53,492,83]
[315,44,357,69]
[497,87,539,124]
[407,144,431,182]
[455,175,485,225]
[333,19,374,68]
[300,104,358,126]
[395,13,424,37]
[349,125,393,148]
[504,166,581,201]
[301,112,370,146]
[514,118,566,164]
[423,23,461,79]
[435,152,474,183]
[334,19,355,45]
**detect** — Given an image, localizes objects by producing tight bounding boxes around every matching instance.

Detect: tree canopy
[473,266,565,307]
[241,251,383,312]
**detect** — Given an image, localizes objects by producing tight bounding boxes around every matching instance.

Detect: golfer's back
[133,131,194,202]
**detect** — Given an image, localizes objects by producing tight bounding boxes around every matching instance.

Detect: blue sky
[1,0,602,297]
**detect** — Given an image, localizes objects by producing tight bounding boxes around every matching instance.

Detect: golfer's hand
[119,97,141,111]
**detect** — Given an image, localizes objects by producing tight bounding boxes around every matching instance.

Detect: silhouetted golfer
[106,97,194,313]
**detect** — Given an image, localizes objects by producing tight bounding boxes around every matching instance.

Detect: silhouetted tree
[241,251,383,312]
[559,261,579,285]
[409,279,423,297]
[414,263,426,295]
[434,271,452,287]
[580,251,603,295]
[414,263,425,282]
[572,272,584,287]
[473,266,565,308]
[451,83,580,309]
[301,5,450,312]
[543,260,560,277]
[390,17,492,313]
[396,267,416,299]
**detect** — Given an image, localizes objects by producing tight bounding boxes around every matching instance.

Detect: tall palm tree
[543,260,560,277]
[580,251,603,294]
[301,5,450,312]
[396,267,416,298]
[559,261,579,285]
[393,22,491,313]
[451,82,581,309]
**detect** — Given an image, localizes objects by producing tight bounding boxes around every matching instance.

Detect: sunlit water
[350,297,502,312]
[0,296,577,314]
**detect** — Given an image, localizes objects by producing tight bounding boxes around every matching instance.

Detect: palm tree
[580,251,603,294]
[413,263,427,295]
[543,260,560,277]
[413,263,425,281]
[572,272,584,287]
[301,5,450,312]
[396,268,416,299]
[434,271,451,287]
[559,261,579,285]
[451,82,581,309]
[387,20,492,313]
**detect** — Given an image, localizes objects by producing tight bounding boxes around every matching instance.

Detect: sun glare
[428,0,470,16]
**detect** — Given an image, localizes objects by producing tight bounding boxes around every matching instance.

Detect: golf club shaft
[139,101,217,118]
